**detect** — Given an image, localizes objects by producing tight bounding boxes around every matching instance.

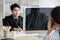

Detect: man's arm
[42,13,48,30]
[2,17,10,26]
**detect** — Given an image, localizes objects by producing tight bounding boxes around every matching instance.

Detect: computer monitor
[25,7,53,34]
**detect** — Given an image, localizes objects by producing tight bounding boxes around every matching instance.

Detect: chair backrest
[2,19,5,26]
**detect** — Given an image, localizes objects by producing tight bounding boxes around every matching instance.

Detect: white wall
[39,0,60,8]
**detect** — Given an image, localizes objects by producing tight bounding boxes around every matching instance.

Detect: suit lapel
[11,15,17,27]
[18,16,20,26]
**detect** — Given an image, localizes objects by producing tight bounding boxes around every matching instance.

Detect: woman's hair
[51,6,60,24]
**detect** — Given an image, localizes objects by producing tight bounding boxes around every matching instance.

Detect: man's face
[12,7,20,17]
[31,8,40,14]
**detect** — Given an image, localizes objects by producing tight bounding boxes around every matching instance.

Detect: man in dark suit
[26,8,48,30]
[3,3,23,32]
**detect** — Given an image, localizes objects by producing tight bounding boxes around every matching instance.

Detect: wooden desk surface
[0,32,39,40]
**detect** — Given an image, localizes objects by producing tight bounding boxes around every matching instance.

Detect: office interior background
[0,0,60,32]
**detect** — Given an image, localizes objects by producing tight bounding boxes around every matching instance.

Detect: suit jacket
[3,15,23,31]
[26,12,48,30]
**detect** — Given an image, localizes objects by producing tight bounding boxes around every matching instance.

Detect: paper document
[13,32,38,37]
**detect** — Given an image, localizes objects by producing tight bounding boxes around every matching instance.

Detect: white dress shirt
[46,28,60,40]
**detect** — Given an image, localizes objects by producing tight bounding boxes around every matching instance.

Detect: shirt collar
[52,26,60,30]
[12,15,18,20]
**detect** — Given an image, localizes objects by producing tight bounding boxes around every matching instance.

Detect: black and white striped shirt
[46,28,60,40]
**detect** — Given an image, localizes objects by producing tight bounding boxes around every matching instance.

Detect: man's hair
[31,8,40,13]
[10,3,20,11]
[51,6,60,24]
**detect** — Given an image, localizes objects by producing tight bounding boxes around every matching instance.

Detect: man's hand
[13,27,22,32]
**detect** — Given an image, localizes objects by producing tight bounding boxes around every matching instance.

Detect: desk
[0,32,39,40]
[0,32,45,40]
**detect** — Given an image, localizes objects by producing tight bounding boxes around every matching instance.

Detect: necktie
[15,18,18,26]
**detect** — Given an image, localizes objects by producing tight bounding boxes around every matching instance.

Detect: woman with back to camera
[46,6,60,40]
